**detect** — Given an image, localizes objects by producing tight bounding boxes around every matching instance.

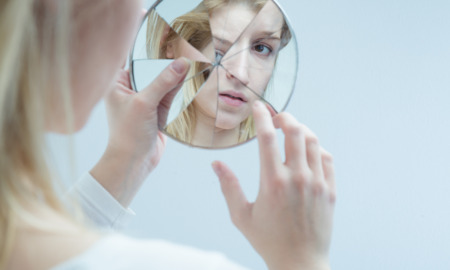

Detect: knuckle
[306,134,319,146]
[258,129,276,144]
[266,169,288,189]
[321,149,334,163]
[310,181,326,196]
[292,170,310,184]
[159,70,177,87]
[271,175,288,189]
[293,177,307,191]
[285,122,302,137]
[329,191,337,204]
[292,170,311,191]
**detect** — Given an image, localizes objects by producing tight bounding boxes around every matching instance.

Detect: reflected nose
[223,49,250,86]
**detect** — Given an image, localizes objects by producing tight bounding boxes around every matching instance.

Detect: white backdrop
[49,0,450,269]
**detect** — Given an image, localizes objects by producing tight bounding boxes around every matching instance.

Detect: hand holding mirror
[130,0,298,149]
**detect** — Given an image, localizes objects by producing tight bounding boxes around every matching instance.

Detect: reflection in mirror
[165,68,219,147]
[164,64,216,138]
[130,0,298,149]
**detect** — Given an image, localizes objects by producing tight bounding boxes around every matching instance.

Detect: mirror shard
[130,0,298,149]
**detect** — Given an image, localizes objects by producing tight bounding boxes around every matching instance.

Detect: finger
[321,148,336,192]
[117,69,132,89]
[304,128,324,179]
[105,70,133,106]
[253,100,282,177]
[212,161,250,228]
[272,113,308,170]
[158,131,167,147]
[264,102,277,117]
[141,9,148,18]
[139,58,190,108]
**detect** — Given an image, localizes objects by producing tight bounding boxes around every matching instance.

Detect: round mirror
[130,0,298,149]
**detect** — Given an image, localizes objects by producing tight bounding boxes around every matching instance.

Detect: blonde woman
[1,0,336,269]
[147,0,292,147]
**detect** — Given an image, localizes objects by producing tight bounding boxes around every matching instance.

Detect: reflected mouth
[219,90,248,107]
[221,93,245,102]
[219,91,248,102]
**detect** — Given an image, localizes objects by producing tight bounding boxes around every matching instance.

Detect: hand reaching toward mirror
[212,101,336,270]
[90,58,190,207]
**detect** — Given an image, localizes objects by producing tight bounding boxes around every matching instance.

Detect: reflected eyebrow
[213,30,282,47]
[257,30,282,40]
[213,36,233,47]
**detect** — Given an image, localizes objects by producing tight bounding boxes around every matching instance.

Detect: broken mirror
[130,0,298,148]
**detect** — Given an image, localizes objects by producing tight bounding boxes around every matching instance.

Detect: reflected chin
[215,113,248,130]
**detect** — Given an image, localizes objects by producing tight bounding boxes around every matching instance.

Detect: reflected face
[167,36,211,63]
[134,0,296,148]
[192,2,284,130]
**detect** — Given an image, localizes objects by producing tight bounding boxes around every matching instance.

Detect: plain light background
[48,0,450,269]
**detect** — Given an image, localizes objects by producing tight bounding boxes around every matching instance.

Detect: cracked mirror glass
[130,0,298,149]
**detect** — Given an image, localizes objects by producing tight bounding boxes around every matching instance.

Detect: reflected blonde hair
[147,0,281,144]
[0,0,75,267]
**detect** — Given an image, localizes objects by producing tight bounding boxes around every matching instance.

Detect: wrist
[268,263,330,270]
[90,144,154,207]
[266,256,330,270]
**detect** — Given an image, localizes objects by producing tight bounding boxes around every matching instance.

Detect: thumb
[139,58,190,108]
[212,161,250,228]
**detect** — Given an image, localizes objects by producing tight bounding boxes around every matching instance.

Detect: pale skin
[213,102,335,270]
[9,0,335,269]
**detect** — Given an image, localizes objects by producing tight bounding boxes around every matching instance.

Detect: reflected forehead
[253,2,284,34]
[210,3,256,35]
[210,3,284,41]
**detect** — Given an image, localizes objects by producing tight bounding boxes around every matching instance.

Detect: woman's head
[196,0,289,132]
[0,0,141,266]
[148,0,291,146]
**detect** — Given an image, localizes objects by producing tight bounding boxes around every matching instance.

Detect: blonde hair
[146,0,281,145]
[0,0,75,267]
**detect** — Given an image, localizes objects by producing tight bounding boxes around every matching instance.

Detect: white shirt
[57,173,249,270]
[67,173,135,230]
[51,234,249,270]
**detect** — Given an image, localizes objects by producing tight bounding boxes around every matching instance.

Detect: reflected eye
[253,44,272,56]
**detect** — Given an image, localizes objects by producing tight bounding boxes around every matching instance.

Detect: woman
[146,0,291,147]
[0,0,336,269]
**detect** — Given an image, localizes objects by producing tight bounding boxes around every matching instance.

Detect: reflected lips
[219,90,247,107]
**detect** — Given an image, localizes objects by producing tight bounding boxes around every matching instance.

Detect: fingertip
[171,58,188,74]
[265,103,277,117]
[211,161,222,177]
[171,57,190,75]
[252,100,270,122]
[252,100,264,112]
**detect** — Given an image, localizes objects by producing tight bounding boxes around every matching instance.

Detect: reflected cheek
[249,69,272,96]
[175,39,211,63]
[194,79,218,118]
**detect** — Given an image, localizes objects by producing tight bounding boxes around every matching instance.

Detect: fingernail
[171,58,188,74]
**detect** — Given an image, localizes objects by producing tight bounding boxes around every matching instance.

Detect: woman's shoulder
[51,233,250,270]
